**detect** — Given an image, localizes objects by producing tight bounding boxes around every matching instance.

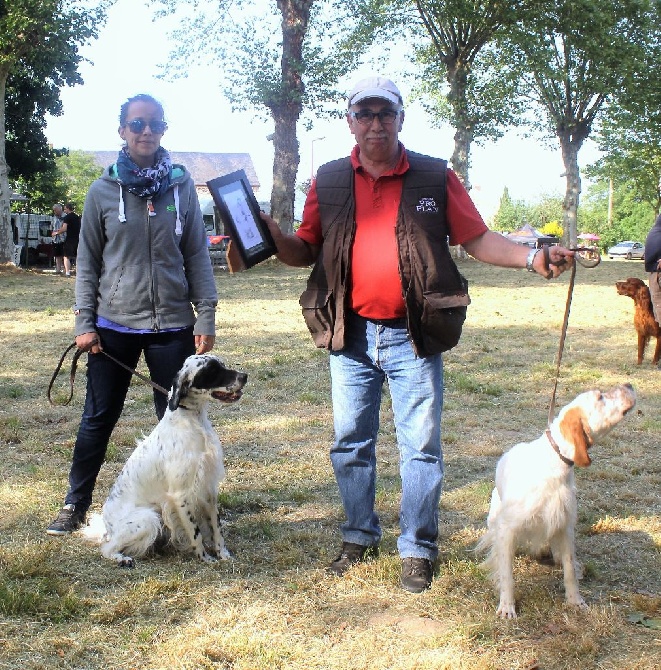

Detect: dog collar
[545,428,574,467]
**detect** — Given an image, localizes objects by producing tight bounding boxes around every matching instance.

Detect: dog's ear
[168,372,191,411]
[636,286,649,301]
[559,407,593,467]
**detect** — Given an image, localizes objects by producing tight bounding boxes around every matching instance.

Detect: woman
[47,93,218,535]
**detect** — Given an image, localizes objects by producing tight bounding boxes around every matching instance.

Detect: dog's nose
[237,372,248,386]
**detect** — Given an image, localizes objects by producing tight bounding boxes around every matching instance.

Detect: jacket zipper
[146,199,158,330]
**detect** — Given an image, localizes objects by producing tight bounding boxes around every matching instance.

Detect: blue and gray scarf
[116,146,172,199]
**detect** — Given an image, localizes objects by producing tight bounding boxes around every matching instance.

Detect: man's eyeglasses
[350,109,400,126]
[125,118,168,134]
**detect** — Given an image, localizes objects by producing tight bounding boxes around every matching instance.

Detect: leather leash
[48,342,169,406]
[546,246,601,426]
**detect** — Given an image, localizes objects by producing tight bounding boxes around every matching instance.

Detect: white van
[11,213,58,265]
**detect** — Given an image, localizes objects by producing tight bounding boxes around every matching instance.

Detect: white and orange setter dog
[477,384,636,618]
[84,355,247,567]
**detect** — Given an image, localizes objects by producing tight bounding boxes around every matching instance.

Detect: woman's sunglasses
[125,118,168,134]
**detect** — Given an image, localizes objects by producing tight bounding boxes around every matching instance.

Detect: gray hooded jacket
[74,163,217,336]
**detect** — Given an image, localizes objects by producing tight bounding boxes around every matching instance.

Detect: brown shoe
[327,542,379,576]
[401,557,433,593]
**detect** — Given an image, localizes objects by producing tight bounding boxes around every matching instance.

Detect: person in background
[255,75,575,593]
[47,93,218,535]
[61,202,81,277]
[51,203,66,274]
[644,214,661,324]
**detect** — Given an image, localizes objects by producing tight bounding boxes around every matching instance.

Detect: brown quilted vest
[299,151,470,357]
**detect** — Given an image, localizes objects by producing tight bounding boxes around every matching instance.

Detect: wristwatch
[526,248,540,273]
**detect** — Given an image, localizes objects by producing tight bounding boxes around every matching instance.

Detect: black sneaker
[327,541,379,576]
[401,557,433,593]
[46,504,86,535]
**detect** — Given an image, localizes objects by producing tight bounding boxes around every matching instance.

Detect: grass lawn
[0,257,659,670]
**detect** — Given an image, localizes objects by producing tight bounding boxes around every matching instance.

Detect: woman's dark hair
[119,94,165,126]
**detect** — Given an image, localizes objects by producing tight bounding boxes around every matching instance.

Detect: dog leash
[48,341,169,406]
[547,246,601,426]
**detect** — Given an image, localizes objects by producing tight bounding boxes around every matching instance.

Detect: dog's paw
[496,599,517,619]
[217,546,232,560]
[118,557,135,569]
[200,551,218,564]
[566,593,587,609]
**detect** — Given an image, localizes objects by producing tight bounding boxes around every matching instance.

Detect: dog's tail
[79,513,107,544]
[475,528,503,588]
[100,508,163,562]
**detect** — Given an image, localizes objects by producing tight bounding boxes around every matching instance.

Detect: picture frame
[206,169,277,269]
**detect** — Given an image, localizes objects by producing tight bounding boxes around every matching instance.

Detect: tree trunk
[446,61,472,259]
[0,70,13,264]
[446,61,473,188]
[554,110,592,248]
[269,0,313,234]
[450,126,471,189]
[560,143,580,247]
[558,130,586,248]
[271,110,299,234]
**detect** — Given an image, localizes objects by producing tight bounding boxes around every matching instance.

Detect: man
[61,202,81,277]
[644,214,661,323]
[51,203,66,274]
[253,76,575,593]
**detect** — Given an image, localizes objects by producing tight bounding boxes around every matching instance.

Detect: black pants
[64,326,195,511]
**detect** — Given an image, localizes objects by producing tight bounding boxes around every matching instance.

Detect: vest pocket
[299,288,335,349]
[420,290,470,353]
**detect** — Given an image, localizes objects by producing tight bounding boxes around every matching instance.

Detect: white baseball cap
[347,76,403,108]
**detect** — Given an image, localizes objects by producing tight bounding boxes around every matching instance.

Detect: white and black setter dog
[83,354,247,567]
[477,384,636,618]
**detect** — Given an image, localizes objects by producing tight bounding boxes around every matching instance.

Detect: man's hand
[534,246,575,279]
[226,214,282,273]
[228,213,318,269]
[226,239,246,273]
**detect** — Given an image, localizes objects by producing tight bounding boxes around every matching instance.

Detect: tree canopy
[0,0,106,263]
[155,0,364,232]
[343,0,528,187]
[587,33,661,218]
[502,0,658,245]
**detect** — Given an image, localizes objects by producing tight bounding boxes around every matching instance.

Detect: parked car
[607,241,645,260]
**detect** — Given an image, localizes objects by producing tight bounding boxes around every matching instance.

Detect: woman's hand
[76,332,102,354]
[195,335,215,354]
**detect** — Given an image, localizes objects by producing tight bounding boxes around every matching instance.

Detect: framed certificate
[206,170,277,269]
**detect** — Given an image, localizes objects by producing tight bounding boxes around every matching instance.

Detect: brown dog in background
[616,277,661,365]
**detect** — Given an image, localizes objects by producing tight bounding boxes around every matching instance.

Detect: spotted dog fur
[83,355,247,567]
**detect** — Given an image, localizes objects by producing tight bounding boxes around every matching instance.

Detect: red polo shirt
[297,144,487,320]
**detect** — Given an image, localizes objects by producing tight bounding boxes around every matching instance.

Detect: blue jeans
[329,311,444,562]
[65,326,195,511]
